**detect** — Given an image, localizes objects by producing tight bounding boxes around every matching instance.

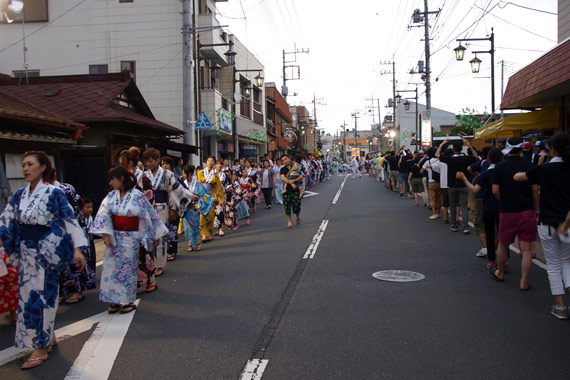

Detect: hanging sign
[421,110,432,147]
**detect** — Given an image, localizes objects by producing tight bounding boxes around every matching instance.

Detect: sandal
[187,246,193,252]
[108,304,121,314]
[65,295,86,304]
[194,245,201,251]
[145,282,158,293]
[21,354,49,370]
[296,217,301,225]
[120,303,137,314]
[47,337,58,353]
[520,284,531,291]
[155,268,164,277]
[489,268,504,282]
[167,254,175,261]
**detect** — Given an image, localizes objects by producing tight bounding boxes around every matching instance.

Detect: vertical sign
[351,148,360,158]
[421,110,432,148]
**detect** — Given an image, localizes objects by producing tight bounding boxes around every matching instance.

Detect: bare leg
[519,241,533,289]
[495,242,509,280]
[286,214,292,228]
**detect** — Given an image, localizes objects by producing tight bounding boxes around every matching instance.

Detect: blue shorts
[398,172,408,185]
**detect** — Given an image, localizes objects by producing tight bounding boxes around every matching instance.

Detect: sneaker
[476,247,488,257]
[429,215,439,220]
[463,229,470,235]
[450,226,458,232]
[400,192,403,196]
[551,305,568,320]
[486,261,498,269]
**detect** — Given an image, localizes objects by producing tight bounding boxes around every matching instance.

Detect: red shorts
[498,210,537,245]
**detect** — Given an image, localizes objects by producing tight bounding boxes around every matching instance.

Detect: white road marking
[302,190,319,198]
[64,299,139,380]
[239,359,269,380]
[303,220,329,259]
[332,175,349,204]
[0,309,109,366]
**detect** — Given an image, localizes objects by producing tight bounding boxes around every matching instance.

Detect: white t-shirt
[422,158,438,183]
[430,160,448,188]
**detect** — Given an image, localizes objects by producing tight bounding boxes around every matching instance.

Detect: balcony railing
[253,110,264,126]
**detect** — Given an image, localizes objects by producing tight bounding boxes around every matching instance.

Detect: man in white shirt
[430,148,450,224]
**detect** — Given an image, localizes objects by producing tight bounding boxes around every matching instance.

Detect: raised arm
[435,139,449,158]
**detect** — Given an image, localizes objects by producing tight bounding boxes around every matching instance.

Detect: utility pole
[182,0,197,165]
[500,60,504,119]
[342,121,347,161]
[380,60,398,147]
[351,111,359,155]
[282,46,309,101]
[312,94,325,145]
[365,94,382,131]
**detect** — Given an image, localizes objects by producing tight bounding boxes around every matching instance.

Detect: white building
[0,0,265,160]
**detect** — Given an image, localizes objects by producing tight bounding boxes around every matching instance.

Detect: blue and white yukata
[92,188,168,305]
[183,177,214,248]
[0,181,87,349]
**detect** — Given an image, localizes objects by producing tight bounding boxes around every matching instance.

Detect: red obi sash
[112,215,139,231]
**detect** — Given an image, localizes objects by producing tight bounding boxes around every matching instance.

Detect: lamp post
[397,86,419,150]
[454,28,495,114]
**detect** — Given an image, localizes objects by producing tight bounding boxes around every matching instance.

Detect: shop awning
[475,106,559,140]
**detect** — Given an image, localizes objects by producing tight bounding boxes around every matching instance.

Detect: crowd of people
[0,147,335,370]
[364,133,570,321]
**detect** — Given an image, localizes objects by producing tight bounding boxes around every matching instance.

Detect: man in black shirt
[490,137,535,289]
[280,154,303,228]
[386,149,402,192]
[435,138,477,234]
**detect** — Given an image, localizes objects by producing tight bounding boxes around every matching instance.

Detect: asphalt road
[1,172,569,379]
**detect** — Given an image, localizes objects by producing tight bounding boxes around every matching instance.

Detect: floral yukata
[225,179,248,227]
[92,188,168,305]
[183,177,214,247]
[213,170,230,229]
[197,168,225,238]
[144,166,195,269]
[0,247,18,315]
[0,182,87,349]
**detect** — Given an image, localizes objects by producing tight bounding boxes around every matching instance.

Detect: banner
[351,148,360,158]
[421,111,432,148]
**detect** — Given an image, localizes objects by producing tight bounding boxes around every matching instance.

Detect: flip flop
[120,303,137,314]
[145,283,158,293]
[21,355,49,370]
[489,268,504,282]
[520,285,531,291]
[108,304,121,314]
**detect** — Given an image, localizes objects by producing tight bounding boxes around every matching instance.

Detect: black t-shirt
[410,164,423,179]
[387,156,399,171]
[399,158,414,174]
[526,161,570,226]
[280,165,298,193]
[439,154,477,188]
[476,167,500,213]
[491,156,533,213]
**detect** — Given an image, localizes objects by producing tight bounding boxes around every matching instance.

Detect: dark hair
[481,146,491,158]
[183,165,195,176]
[452,140,463,153]
[281,153,289,160]
[216,159,224,166]
[82,197,93,205]
[487,147,503,164]
[294,153,303,163]
[234,159,240,164]
[426,147,436,158]
[142,148,160,161]
[161,156,175,168]
[205,155,216,162]
[107,166,137,191]
[548,132,570,168]
[22,151,55,181]
[443,148,454,157]
[128,147,140,165]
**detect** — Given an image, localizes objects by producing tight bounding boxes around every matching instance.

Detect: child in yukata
[282,153,304,198]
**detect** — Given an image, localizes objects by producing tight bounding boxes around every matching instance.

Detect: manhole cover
[372,270,425,282]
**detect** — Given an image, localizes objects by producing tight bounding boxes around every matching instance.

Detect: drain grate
[372,270,425,282]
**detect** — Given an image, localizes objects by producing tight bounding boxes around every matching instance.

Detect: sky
[215,0,558,136]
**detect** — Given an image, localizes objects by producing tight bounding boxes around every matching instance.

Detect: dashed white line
[303,220,329,259]
[332,175,349,204]
[239,359,269,380]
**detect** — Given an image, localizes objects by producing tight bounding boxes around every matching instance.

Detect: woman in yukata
[0,151,87,370]
[214,159,230,237]
[183,165,214,251]
[197,156,225,242]
[92,166,168,315]
[225,170,248,229]
[142,148,196,277]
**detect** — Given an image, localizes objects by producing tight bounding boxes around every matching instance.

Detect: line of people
[0,147,334,369]
[370,133,570,320]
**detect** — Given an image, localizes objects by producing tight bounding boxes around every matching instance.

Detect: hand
[443,138,449,145]
[192,195,199,201]
[103,234,113,248]
[456,172,465,180]
[74,248,86,272]
[558,223,569,236]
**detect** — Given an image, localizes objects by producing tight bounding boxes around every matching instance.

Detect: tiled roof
[0,72,182,135]
[501,39,570,109]
[0,92,86,140]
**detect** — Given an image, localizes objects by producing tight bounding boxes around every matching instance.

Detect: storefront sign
[421,110,432,147]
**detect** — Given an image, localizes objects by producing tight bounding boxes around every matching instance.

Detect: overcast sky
[215,0,558,135]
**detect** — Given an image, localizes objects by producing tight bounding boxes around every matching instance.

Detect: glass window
[89,64,108,75]
[120,61,136,81]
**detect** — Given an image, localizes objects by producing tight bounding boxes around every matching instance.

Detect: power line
[498,1,557,15]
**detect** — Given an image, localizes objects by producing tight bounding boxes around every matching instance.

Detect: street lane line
[303,220,329,259]
[302,190,319,198]
[332,175,349,204]
[239,359,269,380]
[0,309,109,366]
[65,299,140,380]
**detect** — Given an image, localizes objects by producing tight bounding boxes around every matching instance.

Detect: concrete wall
[559,0,570,43]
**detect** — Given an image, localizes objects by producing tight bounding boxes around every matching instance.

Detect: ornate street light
[454,43,466,61]
[469,55,482,74]
[255,73,264,87]
[404,100,411,111]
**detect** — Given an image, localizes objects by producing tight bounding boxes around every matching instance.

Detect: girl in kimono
[239,169,256,224]
[225,171,247,229]
[91,166,168,315]
[183,166,214,251]
[244,160,259,212]
[0,151,87,369]
[142,148,197,277]
[214,159,230,237]
[0,246,18,324]
[161,156,182,262]
[197,156,225,242]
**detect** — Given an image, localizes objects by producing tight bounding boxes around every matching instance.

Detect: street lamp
[454,28,495,113]
[404,100,410,111]
[469,55,482,73]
